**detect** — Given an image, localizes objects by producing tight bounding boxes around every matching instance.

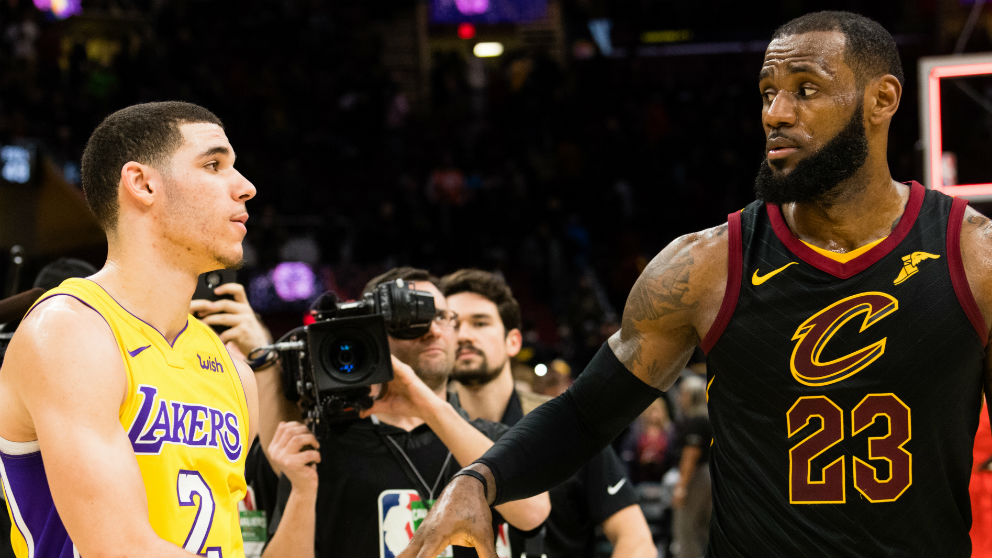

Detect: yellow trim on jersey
[4,496,28,558]
[800,236,886,263]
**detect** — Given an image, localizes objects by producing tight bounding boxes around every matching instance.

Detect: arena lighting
[473,42,504,58]
[534,363,548,377]
[919,53,992,201]
[271,261,317,302]
[457,22,476,40]
[33,0,81,19]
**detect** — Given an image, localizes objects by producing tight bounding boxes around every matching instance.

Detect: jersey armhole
[700,212,742,353]
[946,197,988,342]
[221,341,252,450]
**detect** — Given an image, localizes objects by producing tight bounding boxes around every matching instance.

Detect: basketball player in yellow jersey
[0,102,259,557]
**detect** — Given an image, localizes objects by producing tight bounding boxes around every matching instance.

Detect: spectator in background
[442,268,656,558]
[670,374,711,558]
[532,358,572,398]
[622,398,675,485]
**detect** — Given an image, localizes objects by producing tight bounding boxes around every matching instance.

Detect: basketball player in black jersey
[400,11,992,558]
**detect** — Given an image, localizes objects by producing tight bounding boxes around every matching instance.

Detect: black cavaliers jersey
[702,182,987,557]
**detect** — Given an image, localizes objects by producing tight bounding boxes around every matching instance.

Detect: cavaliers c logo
[790,292,899,386]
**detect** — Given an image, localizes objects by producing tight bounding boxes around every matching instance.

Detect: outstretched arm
[399,224,730,558]
[1,298,199,556]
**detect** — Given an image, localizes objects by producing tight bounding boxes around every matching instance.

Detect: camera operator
[200,268,550,557]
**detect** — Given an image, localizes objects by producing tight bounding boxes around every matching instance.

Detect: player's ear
[505,328,523,358]
[867,74,901,126]
[120,161,158,208]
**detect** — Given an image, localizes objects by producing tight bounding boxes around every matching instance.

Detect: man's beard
[452,347,503,387]
[754,102,868,205]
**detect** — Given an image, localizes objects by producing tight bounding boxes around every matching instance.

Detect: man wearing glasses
[261,267,549,557]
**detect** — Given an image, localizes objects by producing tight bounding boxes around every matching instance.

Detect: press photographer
[201,267,549,557]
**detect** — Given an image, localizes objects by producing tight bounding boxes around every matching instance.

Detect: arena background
[1,0,990,373]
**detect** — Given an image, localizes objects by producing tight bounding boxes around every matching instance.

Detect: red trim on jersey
[766,182,926,279]
[701,212,742,353]
[946,197,988,341]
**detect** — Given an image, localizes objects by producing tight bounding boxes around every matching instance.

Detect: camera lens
[312,325,380,385]
[330,341,362,374]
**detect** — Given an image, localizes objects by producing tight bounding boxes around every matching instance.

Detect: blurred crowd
[2,0,932,376]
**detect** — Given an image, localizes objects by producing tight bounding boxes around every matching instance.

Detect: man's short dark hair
[772,11,904,87]
[362,266,439,296]
[440,269,521,333]
[80,101,224,231]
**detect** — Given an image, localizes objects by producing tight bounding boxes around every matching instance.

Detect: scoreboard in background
[0,142,38,188]
[919,53,992,201]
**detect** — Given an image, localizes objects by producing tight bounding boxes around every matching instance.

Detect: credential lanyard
[371,415,454,505]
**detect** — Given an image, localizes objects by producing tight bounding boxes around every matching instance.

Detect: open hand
[398,473,497,558]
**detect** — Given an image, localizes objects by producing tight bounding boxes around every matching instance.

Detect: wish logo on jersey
[378,489,512,558]
[197,353,226,374]
[126,384,242,462]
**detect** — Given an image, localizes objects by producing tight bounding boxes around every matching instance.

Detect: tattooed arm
[397,225,730,558]
[609,223,729,389]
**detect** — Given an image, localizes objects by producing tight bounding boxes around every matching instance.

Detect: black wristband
[452,468,489,501]
[477,342,662,505]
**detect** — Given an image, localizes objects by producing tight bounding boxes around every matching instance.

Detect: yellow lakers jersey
[1,278,249,557]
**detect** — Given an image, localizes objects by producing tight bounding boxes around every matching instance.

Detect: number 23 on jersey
[788,393,911,504]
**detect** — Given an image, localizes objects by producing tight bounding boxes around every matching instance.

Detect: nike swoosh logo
[607,478,627,495]
[128,345,151,357]
[751,262,798,286]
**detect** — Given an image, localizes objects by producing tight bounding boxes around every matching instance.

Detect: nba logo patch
[377,489,513,558]
[379,489,451,558]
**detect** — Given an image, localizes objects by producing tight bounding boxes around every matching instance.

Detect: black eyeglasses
[433,309,459,329]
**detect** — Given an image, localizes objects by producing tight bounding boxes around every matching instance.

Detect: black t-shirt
[502,390,638,557]
[270,394,508,558]
[674,415,711,464]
